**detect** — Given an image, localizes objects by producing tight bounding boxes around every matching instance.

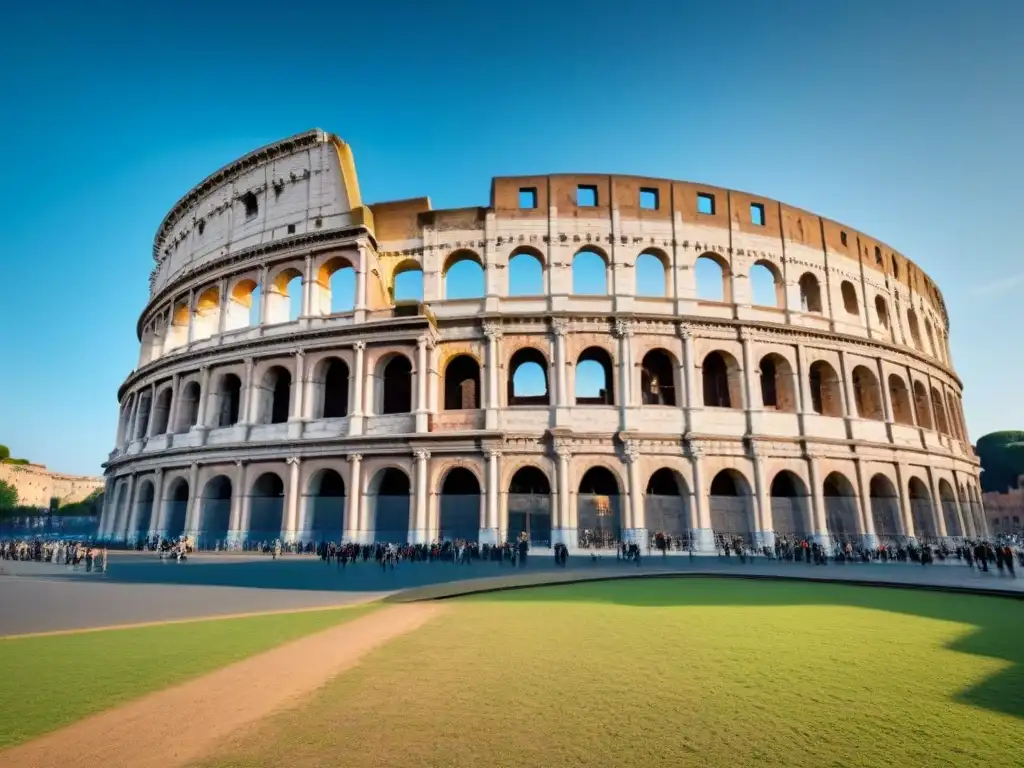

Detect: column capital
[486,448,503,460]
[677,324,694,341]
[353,340,366,352]
[483,322,504,340]
[153,467,164,479]
[233,459,247,468]
[747,441,764,460]
[413,448,431,461]
[688,440,707,459]
[613,319,634,339]
[553,439,573,459]
[622,439,641,463]
[189,461,199,475]
[286,455,301,466]
[243,356,254,368]
[199,364,210,375]
[346,453,363,463]
[551,318,570,337]
[295,349,305,360]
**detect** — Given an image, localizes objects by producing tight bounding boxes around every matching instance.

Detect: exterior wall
[100,131,985,549]
[0,463,104,508]
[983,479,1024,535]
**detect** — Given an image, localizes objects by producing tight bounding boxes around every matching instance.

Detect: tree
[0,444,9,461]
[0,479,17,509]
[975,431,1024,493]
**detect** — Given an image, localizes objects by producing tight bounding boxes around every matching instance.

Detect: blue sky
[0,0,1021,476]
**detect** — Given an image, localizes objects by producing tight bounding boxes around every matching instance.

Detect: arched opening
[695,254,729,301]
[924,318,937,357]
[369,468,411,543]
[439,467,482,543]
[906,308,923,350]
[508,249,544,296]
[507,348,549,406]
[823,472,860,545]
[575,347,614,405]
[249,473,285,542]
[507,466,552,546]
[874,296,889,330]
[851,366,883,420]
[798,272,823,313]
[199,475,232,547]
[769,471,810,539]
[640,349,676,406]
[635,251,668,297]
[266,267,303,324]
[702,351,742,409]
[317,256,356,315]
[393,261,424,303]
[908,476,936,541]
[112,482,129,539]
[319,358,350,419]
[132,481,155,540]
[887,374,914,426]
[443,355,481,410]
[258,366,292,425]
[443,251,484,300]
[193,286,221,341]
[708,469,755,547]
[572,248,608,295]
[174,381,201,433]
[306,469,345,542]
[134,391,153,440]
[165,302,190,351]
[226,278,259,331]
[840,281,860,315]
[215,374,242,427]
[379,355,413,415]
[164,478,189,540]
[930,386,950,434]
[869,475,901,542]
[117,398,134,446]
[938,479,961,538]
[945,392,964,441]
[749,260,783,307]
[758,353,796,411]
[912,380,933,430]
[645,468,689,547]
[808,360,843,417]
[577,466,621,549]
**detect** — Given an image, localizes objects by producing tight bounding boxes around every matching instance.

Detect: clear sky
[1,0,1021,477]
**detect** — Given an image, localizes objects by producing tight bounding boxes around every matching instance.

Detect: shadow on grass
[475,577,1024,721]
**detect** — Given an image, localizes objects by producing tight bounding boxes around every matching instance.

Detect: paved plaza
[1,551,1020,637]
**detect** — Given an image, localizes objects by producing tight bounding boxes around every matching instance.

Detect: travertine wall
[0,463,104,508]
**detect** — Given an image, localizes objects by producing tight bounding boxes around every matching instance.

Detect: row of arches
[108,461,985,548]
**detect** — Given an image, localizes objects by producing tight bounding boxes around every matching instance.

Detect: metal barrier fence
[0,515,99,540]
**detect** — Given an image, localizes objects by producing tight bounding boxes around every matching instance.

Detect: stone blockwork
[0,463,104,509]
[98,129,986,552]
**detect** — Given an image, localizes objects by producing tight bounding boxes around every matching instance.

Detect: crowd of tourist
[0,538,107,572]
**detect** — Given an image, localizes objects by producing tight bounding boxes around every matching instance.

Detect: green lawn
[196,579,1024,768]
[0,604,377,749]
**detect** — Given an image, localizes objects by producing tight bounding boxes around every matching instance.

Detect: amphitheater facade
[97,129,985,550]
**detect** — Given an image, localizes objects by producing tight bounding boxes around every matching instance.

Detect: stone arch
[443,354,481,410]
[575,346,615,405]
[924,317,937,358]
[912,380,933,430]
[944,391,963,441]
[695,252,730,302]
[367,467,411,543]
[640,348,677,406]
[887,374,914,426]
[507,465,553,546]
[174,380,201,433]
[749,259,784,307]
[908,475,937,540]
[808,359,843,417]
[508,347,549,406]
[769,470,810,539]
[316,255,356,314]
[376,353,413,415]
[249,472,285,541]
[840,280,860,316]
[906,308,923,350]
[759,353,797,412]
[874,295,890,330]
[132,480,156,540]
[392,258,424,302]
[311,356,349,419]
[851,365,883,420]
[258,365,292,425]
[572,247,609,295]
[214,373,242,427]
[823,471,860,545]
[635,249,669,297]
[305,468,346,542]
[708,469,755,546]
[577,465,623,549]
[266,265,303,324]
[164,477,190,540]
[443,249,484,300]
[869,474,901,542]
[193,285,221,341]
[930,386,950,434]
[199,475,232,546]
[938,479,961,538]
[133,389,153,441]
[438,467,482,543]
[508,247,545,296]
[798,272,823,313]
[645,467,690,545]
[702,350,743,409]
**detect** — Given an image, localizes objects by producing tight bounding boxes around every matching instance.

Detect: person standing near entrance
[518,532,529,567]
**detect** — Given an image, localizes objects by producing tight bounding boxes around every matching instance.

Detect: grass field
[196,578,1024,768]
[0,604,377,748]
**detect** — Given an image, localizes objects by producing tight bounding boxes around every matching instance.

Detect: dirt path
[1,602,444,768]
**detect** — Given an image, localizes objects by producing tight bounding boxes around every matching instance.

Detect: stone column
[355,245,368,322]
[740,332,757,411]
[854,458,877,549]
[348,341,366,436]
[345,454,362,542]
[168,373,182,434]
[950,472,969,539]
[553,442,576,548]
[893,462,916,541]
[301,253,314,319]
[482,449,501,545]
[119,473,137,543]
[689,442,714,552]
[795,345,812,415]
[553,320,569,425]
[750,444,774,549]
[927,467,949,541]
[194,365,211,431]
[838,349,855,419]
[127,394,141,444]
[876,358,895,422]
[239,357,255,426]
[258,264,270,326]
[185,462,201,537]
[145,382,158,438]
[615,320,634,430]
[186,288,196,345]
[149,469,166,539]
[414,449,430,544]
[217,278,229,337]
[679,327,697,432]
[415,337,430,433]
[289,351,306,440]
[623,440,647,549]
[806,453,832,549]
[228,460,247,546]
[283,456,301,543]
[484,323,502,429]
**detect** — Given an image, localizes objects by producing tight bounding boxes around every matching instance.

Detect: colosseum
[97,128,986,551]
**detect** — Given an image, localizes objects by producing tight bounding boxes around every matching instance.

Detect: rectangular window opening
[750,202,765,226]
[518,187,538,209]
[576,185,598,207]
[840,231,848,246]
[697,192,715,215]
[287,223,296,235]
[639,188,659,211]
